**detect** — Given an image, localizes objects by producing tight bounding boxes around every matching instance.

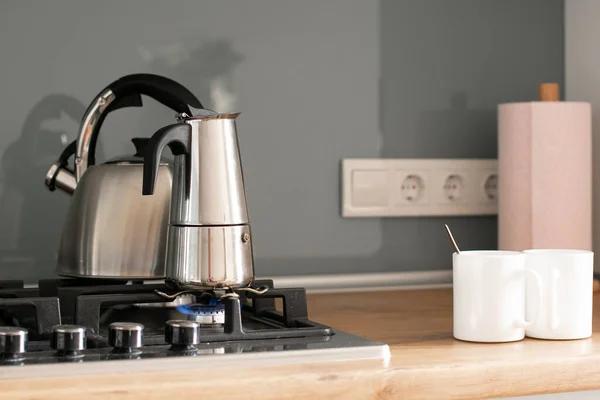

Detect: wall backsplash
[0,0,563,282]
[566,0,600,273]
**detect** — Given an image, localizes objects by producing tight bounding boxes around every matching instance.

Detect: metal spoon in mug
[444,224,461,254]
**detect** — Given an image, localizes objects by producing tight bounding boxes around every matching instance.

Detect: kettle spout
[45,163,76,195]
[45,139,77,195]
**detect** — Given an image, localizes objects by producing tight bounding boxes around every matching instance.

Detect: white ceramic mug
[453,250,544,343]
[524,249,594,340]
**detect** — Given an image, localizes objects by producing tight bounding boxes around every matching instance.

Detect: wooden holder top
[539,82,559,101]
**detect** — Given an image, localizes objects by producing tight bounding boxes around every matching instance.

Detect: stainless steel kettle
[45,74,204,279]
[141,109,254,290]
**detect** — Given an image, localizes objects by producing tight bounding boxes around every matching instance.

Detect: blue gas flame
[177,297,224,316]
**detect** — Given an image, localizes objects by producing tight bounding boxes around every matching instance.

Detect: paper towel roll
[498,84,592,251]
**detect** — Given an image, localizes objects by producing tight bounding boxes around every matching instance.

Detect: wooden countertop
[3,288,600,399]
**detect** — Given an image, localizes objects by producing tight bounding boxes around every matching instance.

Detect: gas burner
[178,301,225,325]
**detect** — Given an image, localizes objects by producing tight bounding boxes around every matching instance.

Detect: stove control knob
[0,327,27,359]
[109,322,144,352]
[51,325,87,356]
[165,320,199,348]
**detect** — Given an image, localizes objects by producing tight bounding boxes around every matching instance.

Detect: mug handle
[515,268,544,329]
[549,268,560,330]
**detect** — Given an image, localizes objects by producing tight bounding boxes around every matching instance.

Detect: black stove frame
[0,279,333,349]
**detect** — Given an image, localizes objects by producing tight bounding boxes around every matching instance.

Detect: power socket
[342,158,498,217]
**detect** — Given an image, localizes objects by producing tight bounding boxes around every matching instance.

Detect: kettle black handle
[85,74,203,166]
[108,73,203,112]
[143,123,192,196]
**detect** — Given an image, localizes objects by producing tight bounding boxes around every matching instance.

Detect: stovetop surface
[2,330,385,367]
[0,278,388,368]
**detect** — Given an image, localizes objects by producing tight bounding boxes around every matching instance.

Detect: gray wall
[565,0,600,272]
[0,0,563,283]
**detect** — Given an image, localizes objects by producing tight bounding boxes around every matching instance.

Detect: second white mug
[524,249,594,340]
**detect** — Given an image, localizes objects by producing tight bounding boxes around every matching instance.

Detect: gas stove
[0,278,389,375]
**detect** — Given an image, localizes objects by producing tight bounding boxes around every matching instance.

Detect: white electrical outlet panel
[341,158,498,217]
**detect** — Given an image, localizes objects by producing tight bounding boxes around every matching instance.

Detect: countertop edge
[2,350,599,400]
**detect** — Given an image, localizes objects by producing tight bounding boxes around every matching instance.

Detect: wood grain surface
[2,288,600,400]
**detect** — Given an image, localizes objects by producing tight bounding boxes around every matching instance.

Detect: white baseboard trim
[265,270,452,293]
